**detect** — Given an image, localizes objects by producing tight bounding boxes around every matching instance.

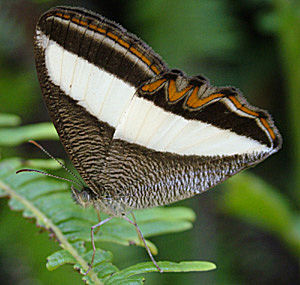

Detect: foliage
[221,173,300,257]
[0,122,57,146]
[274,0,300,205]
[0,113,216,284]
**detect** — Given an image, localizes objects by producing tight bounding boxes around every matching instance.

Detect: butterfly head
[71,185,96,208]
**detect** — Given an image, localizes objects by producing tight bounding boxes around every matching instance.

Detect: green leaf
[275,0,300,206]
[221,172,300,256]
[0,113,21,127]
[107,261,216,284]
[221,173,292,234]
[0,122,58,146]
[0,158,215,284]
[47,249,77,271]
[17,158,65,170]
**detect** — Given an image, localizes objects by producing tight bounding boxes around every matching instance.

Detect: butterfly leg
[84,216,113,275]
[130,212,146,249]
[94,209,101,234]
[122,215,163,273]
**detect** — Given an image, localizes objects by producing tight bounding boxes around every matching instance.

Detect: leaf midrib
[0,179,102,285]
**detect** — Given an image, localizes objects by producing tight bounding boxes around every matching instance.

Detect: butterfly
[32,6,282,273]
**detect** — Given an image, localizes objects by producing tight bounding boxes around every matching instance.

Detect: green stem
[0,180,102,285]
[275,0,300,206]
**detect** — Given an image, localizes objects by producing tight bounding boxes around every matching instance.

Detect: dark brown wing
[34,6,169,192]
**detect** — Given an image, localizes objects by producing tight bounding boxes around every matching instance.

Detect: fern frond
[0,158,216,284]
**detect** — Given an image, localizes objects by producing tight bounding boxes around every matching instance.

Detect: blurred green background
[0,0,299,284]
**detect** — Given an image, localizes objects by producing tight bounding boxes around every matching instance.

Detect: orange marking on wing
[107,32,119,41]
[187,90,224,108]
[186,86,200,107]
[228,96,275,141]
[56,13,104,33]
[80,21,88,26]
[118,38,130,48]
[55,12,70,20]
[89,24,97,30]
[200,93,225,105]
[141,79,167,93]
[168,80,193,102]
[56,12,160,75]
[228,96,260,117]
[151,65,160,75]
[71,17,88,27]
[260,118,276,140]
[130,47,151,66]
[80,20,88,26]
[97,26,106,34]
[72,17,80,24]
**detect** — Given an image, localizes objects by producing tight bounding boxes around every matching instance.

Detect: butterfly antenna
[28,140,83,186]
[16,168,83,188]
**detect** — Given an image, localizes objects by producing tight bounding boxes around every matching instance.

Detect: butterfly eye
[81,189,91,202]
[71,186,93,207]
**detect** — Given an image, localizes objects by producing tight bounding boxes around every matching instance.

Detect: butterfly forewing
[34,7,168,193]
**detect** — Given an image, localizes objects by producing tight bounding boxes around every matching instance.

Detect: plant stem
[0,180,103,285]
[275,0,300,206]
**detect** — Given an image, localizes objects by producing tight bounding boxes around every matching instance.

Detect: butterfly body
[34,7,281,216]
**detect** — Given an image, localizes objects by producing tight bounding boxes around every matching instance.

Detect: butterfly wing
[34,7,281,208]
[34,6,168,193]
[102,71,281,208]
